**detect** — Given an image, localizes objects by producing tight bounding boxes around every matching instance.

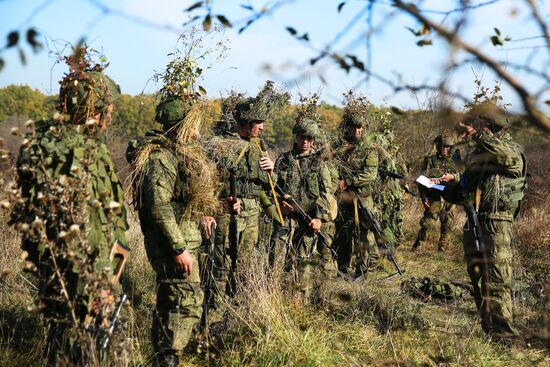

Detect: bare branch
[525,0,550,55]
[392,0,550,132]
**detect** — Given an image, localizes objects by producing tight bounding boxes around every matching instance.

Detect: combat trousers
[463,217,517,336]
[211,198,261,311]
[334,198,379,276]
[150,249,203,357]
[414,199,454,249]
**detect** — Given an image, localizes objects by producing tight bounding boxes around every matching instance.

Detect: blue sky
[0,0,548,113]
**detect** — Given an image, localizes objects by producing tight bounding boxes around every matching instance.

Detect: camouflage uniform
[413,135,459,251]
[12,70,128,366]
[207,129,272,297]
[129,98,213,366]
[271,120,336,296]
[444,104,526,338]
[371,128,408,248]
[333,133,380,276]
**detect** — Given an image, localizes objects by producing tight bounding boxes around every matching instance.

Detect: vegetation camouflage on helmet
[59,70,121,123]
[155,96,195,127]
[233,80,290,125]
[463,101,509,130]
[341,90,372,127]
[292,118,321,139]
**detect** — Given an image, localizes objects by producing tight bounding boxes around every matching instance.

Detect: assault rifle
[99,293,128,349]
[200,223,217,334]
[274,183,338,259]
[464,203,484,252]
[355,199,404,277]
[379,170,417,197]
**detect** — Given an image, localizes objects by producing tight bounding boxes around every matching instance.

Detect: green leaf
[298,33,309,41]
[198,85,207,95]
[337,2,346,13]
[185,1,203,12]
[202,14,212,31]
[26,28,43,52]
[7,31,19,48]
[494,27,501,36]
[416,39,433,47]
[217,15,232,28]
[545,100,550,106]
[490,35,503,46]
[0,58,4,72]
[18,47,26,65]
[286,27,297,36]
[406,26,421,36]
[390,106,404,115]
[504,36,512,41]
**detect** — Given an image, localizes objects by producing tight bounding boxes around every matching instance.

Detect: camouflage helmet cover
[155,96,194,127]
[233,97,268,125]
[60,70,121,120]
[463,102,508,129]
[342,91,371,127]
[292,118,321,139]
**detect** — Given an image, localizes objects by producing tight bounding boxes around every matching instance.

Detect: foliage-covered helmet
[155,96,194,127]
[60,70,120,122]
[463,102,508,131]
[233,97,268,125]
[341,90,371,128]
[292,118,321,139]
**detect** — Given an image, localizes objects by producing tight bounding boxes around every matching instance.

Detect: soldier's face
[295,133,314,154]
[249,121,264,138]
[100,104,114,130]
[347,125,363,141]
[442,146,450,157]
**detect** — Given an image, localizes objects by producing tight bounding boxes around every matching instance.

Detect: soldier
[127,97,220,367]
[11,56,128,366]
[371,113,409,248]
[412,135,460,251]
[207,85,286,302]
[272,118,336,298]
[333,93,380,278]
[442,102,526,343]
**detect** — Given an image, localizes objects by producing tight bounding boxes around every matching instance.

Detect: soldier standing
[11,54,128,366]
[412,135,460,251]
[207,84,287,302]
[333,93,380,278]
[127,96,220,367]
[442,102,526,343]
[272,118,336,298]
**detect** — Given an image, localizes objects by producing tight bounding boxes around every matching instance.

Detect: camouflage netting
[233,80,290,125]
[401,276,471,302]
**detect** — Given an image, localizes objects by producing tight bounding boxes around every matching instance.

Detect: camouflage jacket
[13,117,128,273]
[419,151,460,202]
[370,131,406,196]
[207,131,272,214]
[274,147,335,222]
[334,135,379,200]
[132,132,204,259]
[459,131,526,221]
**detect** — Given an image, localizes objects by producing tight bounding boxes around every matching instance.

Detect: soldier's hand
[225,196,241,214]
[440,173,454,182]
[422,199,431,209]
[338,179,348,191]
[175,250,193,275]
[201,216,217,238]
[259,156,274,174]
[281,200,294,215]
[309,218,322,233]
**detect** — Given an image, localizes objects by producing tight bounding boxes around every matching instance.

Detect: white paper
[416,175,446,191]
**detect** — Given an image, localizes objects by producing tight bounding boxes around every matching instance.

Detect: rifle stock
[200,223,217,334]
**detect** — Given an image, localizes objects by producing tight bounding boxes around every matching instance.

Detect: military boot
[158,353,179,367]
[437,233,449,251]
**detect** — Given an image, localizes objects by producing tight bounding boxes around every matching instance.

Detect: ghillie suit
[413,134,460,251]
[332,91,380,277]
[270,94,337,300]
[206,81,289,306]
[443,102,527,340]
[127,96,221,366]
[10,50,128,366]
[369,111,408,249]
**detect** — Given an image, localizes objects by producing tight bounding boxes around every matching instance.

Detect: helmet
[155,97,194,127]
[233,97,269,125]
[343,113,368,127]
[463,102,508,131]
[292,118,321,139]
[60,71,120,122]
